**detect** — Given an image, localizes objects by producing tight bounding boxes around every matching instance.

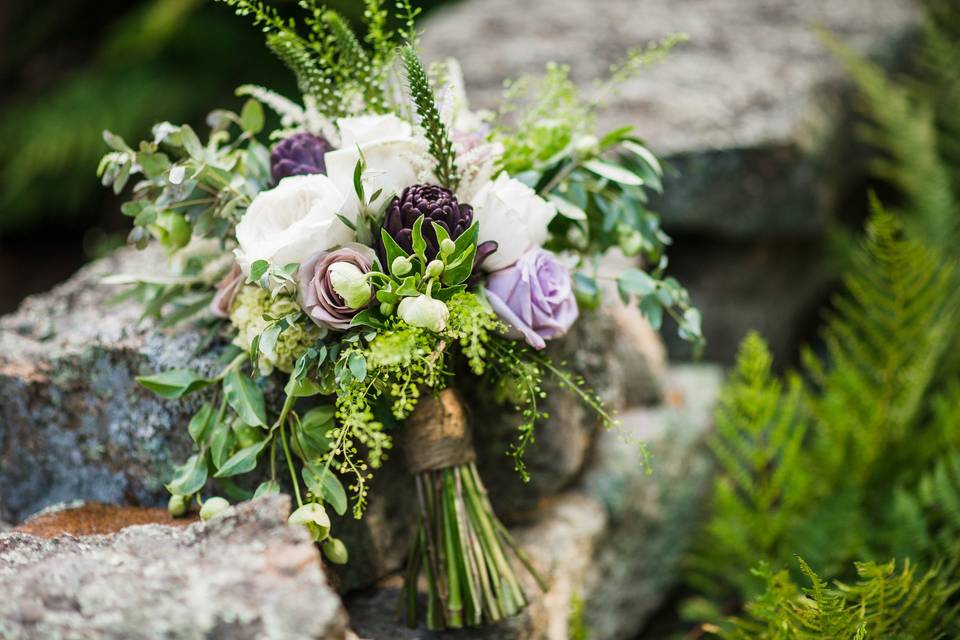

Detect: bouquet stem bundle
[400,390,546,629]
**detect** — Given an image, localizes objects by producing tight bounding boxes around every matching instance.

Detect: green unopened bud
[328,261,372,309]
[167,494,188,518]
[397,294,449,332]
[380,301,395,316]
[391,256,413,277]
[199,496,230,521]
[322,537,349,564]
[440,238,456,257]
[289,502,330,541]
[617,225,644,256]
[154,211,191,251]
[425,259,444,278]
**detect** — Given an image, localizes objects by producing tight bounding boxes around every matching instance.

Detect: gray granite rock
[0,246,665,592]
[347,364,722,640]
[0,495,349,640]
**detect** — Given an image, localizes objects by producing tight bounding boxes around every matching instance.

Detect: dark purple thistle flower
[270,133,332,184]
[379,184,474,262]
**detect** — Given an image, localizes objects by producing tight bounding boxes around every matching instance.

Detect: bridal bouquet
[98,0,702,630]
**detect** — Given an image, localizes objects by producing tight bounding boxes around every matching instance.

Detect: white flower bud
[200,496,230,521]
[289,502,330,541]
[391,256,413,276]
[440,238,456,257]
[397,295,449,332]
[574,134,599,154]
[380,301,395,316]
[167,494,188,518]
[322,537,349,564]
[328,261,371,309]
[425,259,444,278]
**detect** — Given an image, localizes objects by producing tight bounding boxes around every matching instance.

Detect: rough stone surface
[347,364,722,640]
[0,495,349,640]
[421,0,917,363]
[0,246,665,592]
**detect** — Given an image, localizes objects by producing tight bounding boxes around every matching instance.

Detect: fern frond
[723,556,960,639]
[686,333,813,599]
[400,45,459,190]
[323,10,387,112]
[214,0,290,32]
[807,207,955,485]
[266,31,342,118]
[824,32,959,253]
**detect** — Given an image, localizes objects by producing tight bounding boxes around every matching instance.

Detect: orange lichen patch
[665,388,686,408]
[0,357,49,383]
[15,503,197,538]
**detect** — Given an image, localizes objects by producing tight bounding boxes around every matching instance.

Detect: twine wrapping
[403,388,476,473]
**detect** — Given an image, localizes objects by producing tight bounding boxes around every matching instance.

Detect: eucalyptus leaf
[166,454,208,496]
[224,369,267,427]
[250,260,269,282]
[214,439,268,478]
[210,419,236,469]
[254,480,281,498]
[348,352,367,382]
[137,369,212,399]
[618,268,657,296]
[240,98,265,134]
[584,159,644,186]
[188,403,215,445]
[303,466,348,516]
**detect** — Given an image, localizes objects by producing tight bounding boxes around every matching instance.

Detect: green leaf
[249,260,269,282]
[188,403,215,445]
[348,352,367,381]
[412,215,427,264]
[240,98,265,134]
[223,370,267,427]
[441,244,476,286]
[137,152,172,180]
[381,227,410,274]
[137,369,212,399]
[214,439,268,478]
[618,268,657,297]
[210,419,236,469]
[431,221,451,246]
[303,467,348,516]
[254,480,281,498]
[166,454,208,496]
[547,194,588,220]
[352,156,365,202]
[452,220,479,257]
[285,375,322,398]
[349,309,386,329]
[623,140,663,177]
[179,125,204,159]
[294,406,334,462]
[584,159,644,186]
[639,296,663,330]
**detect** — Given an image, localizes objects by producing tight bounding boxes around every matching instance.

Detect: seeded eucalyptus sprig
[400,45,460,191]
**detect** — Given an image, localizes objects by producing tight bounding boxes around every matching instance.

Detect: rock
[0,246,665,592]
[347,364,722,640]
[0,495,349,640]
[420,0,918,363]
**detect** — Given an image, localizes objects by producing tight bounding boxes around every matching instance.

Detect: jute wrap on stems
[403,389,476,473]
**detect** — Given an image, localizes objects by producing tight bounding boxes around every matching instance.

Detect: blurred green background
[0,0,449,313]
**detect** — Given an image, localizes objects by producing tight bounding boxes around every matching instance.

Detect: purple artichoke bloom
[209,262,244,319]
[270,133,333,184]
[484,248,579,350]
[379,184,474,262]
[298,245,375,330]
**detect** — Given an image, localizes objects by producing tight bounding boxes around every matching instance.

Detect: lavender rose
[299,245,375,330]
[209,263,244,319]
[271,132,333,183]
[484,248,579,350]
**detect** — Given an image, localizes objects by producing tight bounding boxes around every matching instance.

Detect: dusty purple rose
[270,133,332,183]
[298,245,374,330]
[484,248,579,350]
[209,262,244,319]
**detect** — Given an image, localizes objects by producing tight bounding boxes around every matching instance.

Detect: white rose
[234,174,353,276]
[472,173,557,271]
[325,114,428,218]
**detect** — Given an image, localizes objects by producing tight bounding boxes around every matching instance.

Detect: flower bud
[322,537,349,564]
[154,211,191,251]
[617,228,644,256]
[440,238,456,257]
[574,134,599,154]
[167,494,188,518]
[391,256,413,277]
[425,259,444,278]
[397,295,449,332]
[328,261,372,309]
[380,301,395,316]
[289,502,330,541]
[200,496,230,521]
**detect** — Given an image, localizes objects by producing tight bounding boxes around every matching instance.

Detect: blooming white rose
[325,114,428,218]
[472,173,557,271]
[234,174,353,276]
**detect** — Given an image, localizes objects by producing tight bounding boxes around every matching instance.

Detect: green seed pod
[425,259,444,278]
[323,537,349,564]
[167,494,188,518]
[391,256,413,277]
[199,496,230,521]
[440,238,456,257]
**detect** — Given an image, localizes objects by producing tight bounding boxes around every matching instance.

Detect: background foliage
[679,1,960,636]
